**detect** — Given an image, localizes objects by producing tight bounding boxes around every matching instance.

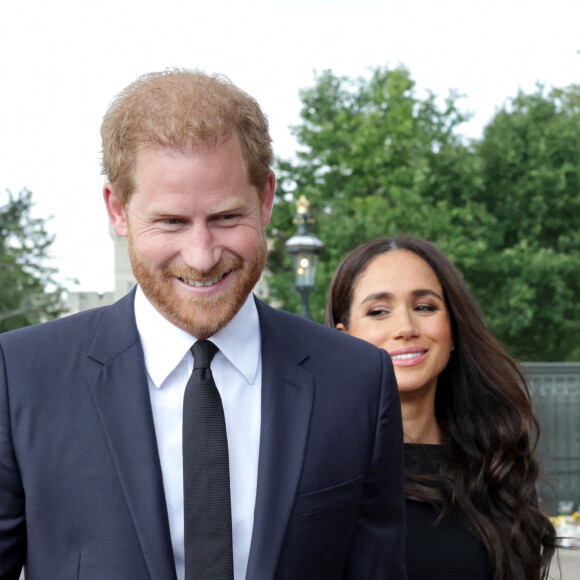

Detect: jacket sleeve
[0,343,26,580]
[344,348,407,579]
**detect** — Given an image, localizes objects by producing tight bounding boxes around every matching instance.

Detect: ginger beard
[128,232,267,338]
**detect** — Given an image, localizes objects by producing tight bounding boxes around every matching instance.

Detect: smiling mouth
[391,352,425,361]
[178,272,229,287]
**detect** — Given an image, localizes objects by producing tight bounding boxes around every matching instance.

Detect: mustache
[163,254,244,283]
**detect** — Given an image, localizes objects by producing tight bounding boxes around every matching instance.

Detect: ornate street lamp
[285,195,325,319]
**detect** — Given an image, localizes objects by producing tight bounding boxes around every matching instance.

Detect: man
[0,70,405,579]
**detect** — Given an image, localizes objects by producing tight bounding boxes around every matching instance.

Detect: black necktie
[183,340,234,580]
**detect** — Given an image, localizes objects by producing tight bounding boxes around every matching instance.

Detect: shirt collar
[134,285,261,388]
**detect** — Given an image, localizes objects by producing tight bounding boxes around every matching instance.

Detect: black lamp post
[285,195,324,319]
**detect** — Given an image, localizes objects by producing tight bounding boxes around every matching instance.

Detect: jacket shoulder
[255,298,388,364]
[0,291,136,355]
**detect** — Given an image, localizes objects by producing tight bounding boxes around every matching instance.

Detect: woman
[325,234,556,580]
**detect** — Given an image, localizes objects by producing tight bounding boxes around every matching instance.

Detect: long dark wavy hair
[325,234,557,580]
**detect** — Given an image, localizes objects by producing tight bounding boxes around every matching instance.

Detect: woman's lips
[389,347,428,367]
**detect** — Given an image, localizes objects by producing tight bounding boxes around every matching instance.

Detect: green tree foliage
[474,85,580,360]
[267,67,580,361]
[0,188,65,331]
[268,65,487,323]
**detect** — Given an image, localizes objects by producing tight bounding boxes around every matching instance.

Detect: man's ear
[260,172,276,227]
[103,183,128,237]
[335,322,347,333]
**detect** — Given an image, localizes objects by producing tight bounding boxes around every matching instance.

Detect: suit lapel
[246,300,314,580]
[86,292,177,580]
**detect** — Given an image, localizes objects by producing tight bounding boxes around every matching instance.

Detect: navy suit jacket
[0,291,405,579]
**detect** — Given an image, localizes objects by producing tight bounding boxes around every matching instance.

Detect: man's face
[104,135,275,339]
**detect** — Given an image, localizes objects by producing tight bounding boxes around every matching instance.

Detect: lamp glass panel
[293,250,318,289]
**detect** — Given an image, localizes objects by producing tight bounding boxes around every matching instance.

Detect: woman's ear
[336,322,347,333]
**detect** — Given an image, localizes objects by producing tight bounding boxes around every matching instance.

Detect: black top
[404,444,491,580]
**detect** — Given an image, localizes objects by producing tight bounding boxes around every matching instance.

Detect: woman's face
[337,250,453,398]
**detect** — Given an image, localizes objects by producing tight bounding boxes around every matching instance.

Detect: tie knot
[191,340,219,370]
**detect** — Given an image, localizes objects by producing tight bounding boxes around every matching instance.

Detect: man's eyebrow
[213,202,244,213]
[147,200,245,216]
[360,289,443,305]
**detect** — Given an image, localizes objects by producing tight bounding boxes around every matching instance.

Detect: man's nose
[181,224,222,273]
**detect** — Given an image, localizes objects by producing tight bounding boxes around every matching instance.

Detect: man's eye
[166,218,181,225]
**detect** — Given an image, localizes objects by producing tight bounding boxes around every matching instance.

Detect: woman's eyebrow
[360,288,443,305]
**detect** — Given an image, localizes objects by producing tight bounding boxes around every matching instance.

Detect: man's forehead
[137,130,238,158]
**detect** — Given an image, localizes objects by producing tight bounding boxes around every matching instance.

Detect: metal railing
[524,362,580,515]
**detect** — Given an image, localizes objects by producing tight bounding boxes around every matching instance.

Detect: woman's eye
[368,308,388,317]
[415,304,437,313]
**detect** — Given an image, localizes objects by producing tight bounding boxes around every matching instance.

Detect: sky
[1,0,578,293]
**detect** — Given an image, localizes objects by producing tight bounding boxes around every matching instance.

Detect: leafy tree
[268,65,486,322]
[267,67,580,361]
[0,188,65,331]
[474,85,580,360]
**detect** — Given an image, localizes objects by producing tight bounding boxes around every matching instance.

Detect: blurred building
[63,230,135,315]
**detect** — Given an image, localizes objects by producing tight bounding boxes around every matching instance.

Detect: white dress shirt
[134,286,262,580]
